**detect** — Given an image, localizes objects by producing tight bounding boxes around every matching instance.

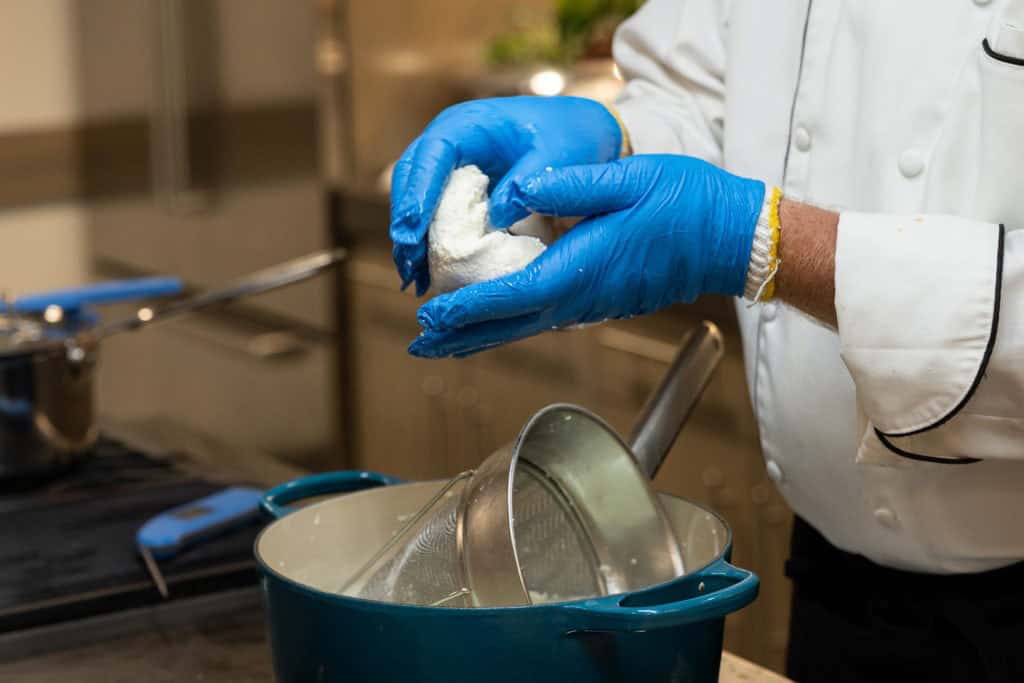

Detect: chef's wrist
[773,198,838,326]
[744,186,782,302]
[741,192,839,326]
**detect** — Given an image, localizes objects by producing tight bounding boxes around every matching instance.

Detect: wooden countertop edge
[721,652,791,682]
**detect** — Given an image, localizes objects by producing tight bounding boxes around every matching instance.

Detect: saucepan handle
[5,277,184,314]
[91,249,345,340]
[567,558,759,631]
[260,470,402,519]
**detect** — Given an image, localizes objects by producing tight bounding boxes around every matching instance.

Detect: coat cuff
[836,212,1003,436]
[613,98,681,156]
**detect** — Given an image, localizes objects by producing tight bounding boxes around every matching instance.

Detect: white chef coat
[612,0,1024,574]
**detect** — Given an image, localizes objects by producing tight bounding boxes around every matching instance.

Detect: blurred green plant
[486,0,644,66]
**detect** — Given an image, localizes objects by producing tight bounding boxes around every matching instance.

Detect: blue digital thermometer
[136,486,263,598]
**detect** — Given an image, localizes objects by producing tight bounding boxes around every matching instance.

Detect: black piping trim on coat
[875,429,981,465]
[781,0,814,185]
[982,38,1024,67]
[878,224,1005,438]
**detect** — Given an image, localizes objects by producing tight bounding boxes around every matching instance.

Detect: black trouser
[785,516,1024,683]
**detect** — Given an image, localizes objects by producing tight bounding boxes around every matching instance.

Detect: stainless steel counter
[0,591,272,683]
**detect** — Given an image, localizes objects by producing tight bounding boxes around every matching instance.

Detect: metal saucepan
[0,249,344,482]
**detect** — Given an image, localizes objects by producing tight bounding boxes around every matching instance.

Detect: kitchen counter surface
[720,652,792,682]
[0,600,790,683]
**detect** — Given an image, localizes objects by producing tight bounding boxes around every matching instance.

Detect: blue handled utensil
[2,277,184,316]
[136,486,263,598]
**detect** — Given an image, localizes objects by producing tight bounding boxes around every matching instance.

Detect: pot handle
[628,321,724,479]
[90,249,344,341]
[260,470,401,519]
[566,559,759,632]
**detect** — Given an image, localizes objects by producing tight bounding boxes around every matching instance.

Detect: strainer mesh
[511,463,603,603]
[339,473,471,607]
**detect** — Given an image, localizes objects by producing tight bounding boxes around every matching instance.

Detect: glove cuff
[743,186,782,302]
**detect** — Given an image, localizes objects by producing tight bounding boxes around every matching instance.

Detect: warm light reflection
[529,69,566,96]
[43,305,64,324]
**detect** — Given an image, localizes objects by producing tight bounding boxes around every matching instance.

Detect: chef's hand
[390,96,624,295]
[409,155,765,358]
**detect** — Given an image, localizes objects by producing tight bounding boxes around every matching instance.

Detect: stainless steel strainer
[342,471,473,606]
[341,321,724,608]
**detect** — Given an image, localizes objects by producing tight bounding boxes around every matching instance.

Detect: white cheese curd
[427,165,550,294]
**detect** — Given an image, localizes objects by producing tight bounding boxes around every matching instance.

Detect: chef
[389,1,1024,680]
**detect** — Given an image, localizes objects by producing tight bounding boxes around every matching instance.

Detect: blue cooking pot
[256,471,759,683]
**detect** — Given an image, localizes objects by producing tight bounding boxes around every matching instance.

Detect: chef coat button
[973,0,992,6]
[793,125,812,152]
[765,459,784,484]
[762,302,778,321]
[898,149,925,178]
[874,507,900,529]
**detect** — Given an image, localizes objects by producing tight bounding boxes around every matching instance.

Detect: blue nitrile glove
[409,155,765,359]
[390,96,623,295]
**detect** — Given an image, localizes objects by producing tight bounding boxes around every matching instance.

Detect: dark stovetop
[0,438,265,634]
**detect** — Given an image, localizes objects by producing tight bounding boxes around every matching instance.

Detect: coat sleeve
[835,213,1024,464]
[611,0,730,162]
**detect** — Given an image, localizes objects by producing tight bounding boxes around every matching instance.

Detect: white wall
[0,1,80,131]
[0,0,89,296]
[0,205,89,296]
[0,0,320,296]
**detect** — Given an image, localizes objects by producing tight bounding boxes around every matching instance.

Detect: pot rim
[0,313,100,358]
[253,479,735,614]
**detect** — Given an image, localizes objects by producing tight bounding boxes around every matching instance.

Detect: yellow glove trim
[760,186,783,302]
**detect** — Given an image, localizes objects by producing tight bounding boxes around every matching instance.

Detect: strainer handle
[261,471,402,519]
[566,558,759,631]
[628,320,724,478]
